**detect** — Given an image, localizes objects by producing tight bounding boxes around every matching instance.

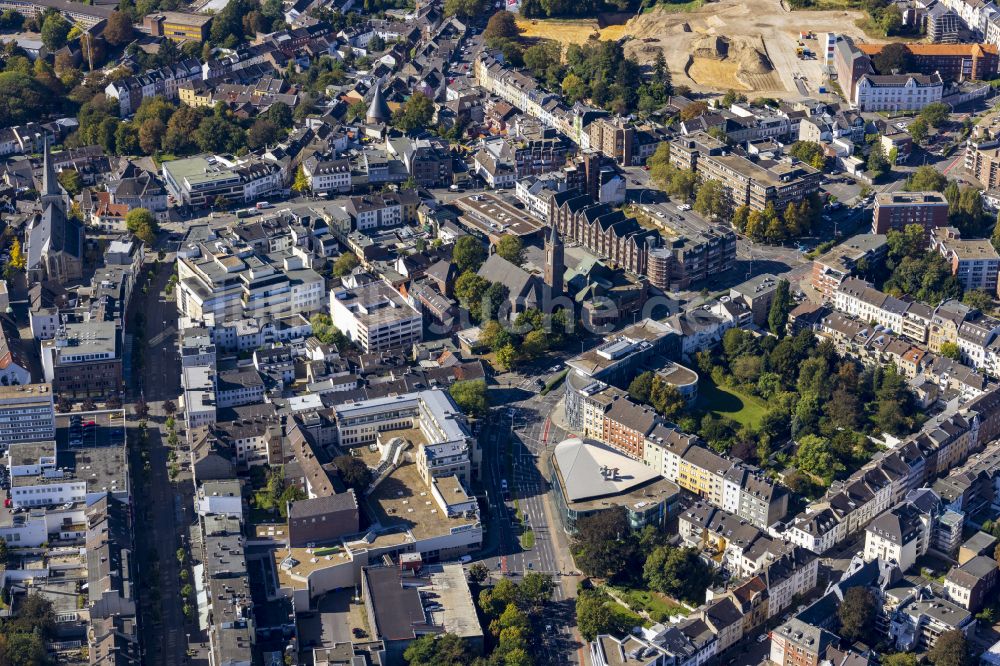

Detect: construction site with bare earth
[516,0,887,97]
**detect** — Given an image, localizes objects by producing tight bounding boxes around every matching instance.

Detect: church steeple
[40,137,67,215]
[545,222,564,297]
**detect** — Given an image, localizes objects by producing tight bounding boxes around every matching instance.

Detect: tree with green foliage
[496,234,525,267]
[872,42,912,74]
[920,101,950,128]
[650,379,686,421]
[455,272,490,316]
[443,0,487,18]
[788,141,828,171]
[254,466,307,518]
[964,289,995,312]
[928,630,970,666]
[41,12,70,50]
[467,562,489,584]
[104,10,134,45]
[125,208,158,245]
[768,279,791,338]
[940,342,961,360]
[0,71,51,127]
[195,114,245,153]
[403,633,476,666]
[309,312,349,348]
[628,371,655,403]
[793,433,844,483]
[495,343,517,371]
[694,179,729,221]
[483,10,521,44]
[572,508,636,581]
[449,379,488,417]
[576,589,637,641]
[333,455,373,491]
[453,236,486,273]
[838,586,876,643]
[908,117,928,143]
[906,165,948,192]
[393,92,435,133]
[57,169,83,196]
[644,545,714,605]
[867,142,889,180]
[333,251,359,277]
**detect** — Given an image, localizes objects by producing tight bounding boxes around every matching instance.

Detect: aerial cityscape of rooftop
[10,0,1000,664]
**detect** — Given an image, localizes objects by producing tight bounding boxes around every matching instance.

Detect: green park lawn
[695,375,769,428]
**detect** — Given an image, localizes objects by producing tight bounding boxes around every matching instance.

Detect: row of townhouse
[473,51,607,145]
[586,393,789,528]
[816,310,987,401]
[834,277,1000,374]
[104,59,203,117]
[785,386,1000,553]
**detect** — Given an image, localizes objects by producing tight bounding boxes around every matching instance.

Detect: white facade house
[853,73,944,112]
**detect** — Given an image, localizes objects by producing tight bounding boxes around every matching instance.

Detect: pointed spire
[366,86,391,124]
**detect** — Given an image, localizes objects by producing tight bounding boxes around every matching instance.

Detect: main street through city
[477,373,586,665]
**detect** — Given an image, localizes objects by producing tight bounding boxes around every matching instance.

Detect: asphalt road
[475,372,587,665]
[128,257,192,666]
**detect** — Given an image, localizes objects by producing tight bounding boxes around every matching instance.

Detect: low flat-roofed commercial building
[452,192,547,244]
[549,437,681,533]
[330,280,422,353]
[7,410,128,508]
[143,11,213,42]
[362,563,483,664]
[334,388,475,456]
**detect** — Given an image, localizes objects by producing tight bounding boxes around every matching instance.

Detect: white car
[459,555,473,564]
[758,634,768,643]
[677,204,691,211]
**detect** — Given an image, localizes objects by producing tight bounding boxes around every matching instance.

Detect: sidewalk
[549,396,584,439]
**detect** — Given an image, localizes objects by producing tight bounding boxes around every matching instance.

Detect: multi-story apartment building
[0,383,55,450]
[600,397,659,459]
[345,194,404,230]
[931,226,1000,295]
[40,321,123,398]
[646,224,737,290]
[811,233,889,299]
[302,157,352,194]
[863,502,932,571]
[329,280,422,353]
[966,139,1000,188]
[722,465,789,528]
[671,134,823,212]
[873,191,950,236]
[770,619,838,666]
